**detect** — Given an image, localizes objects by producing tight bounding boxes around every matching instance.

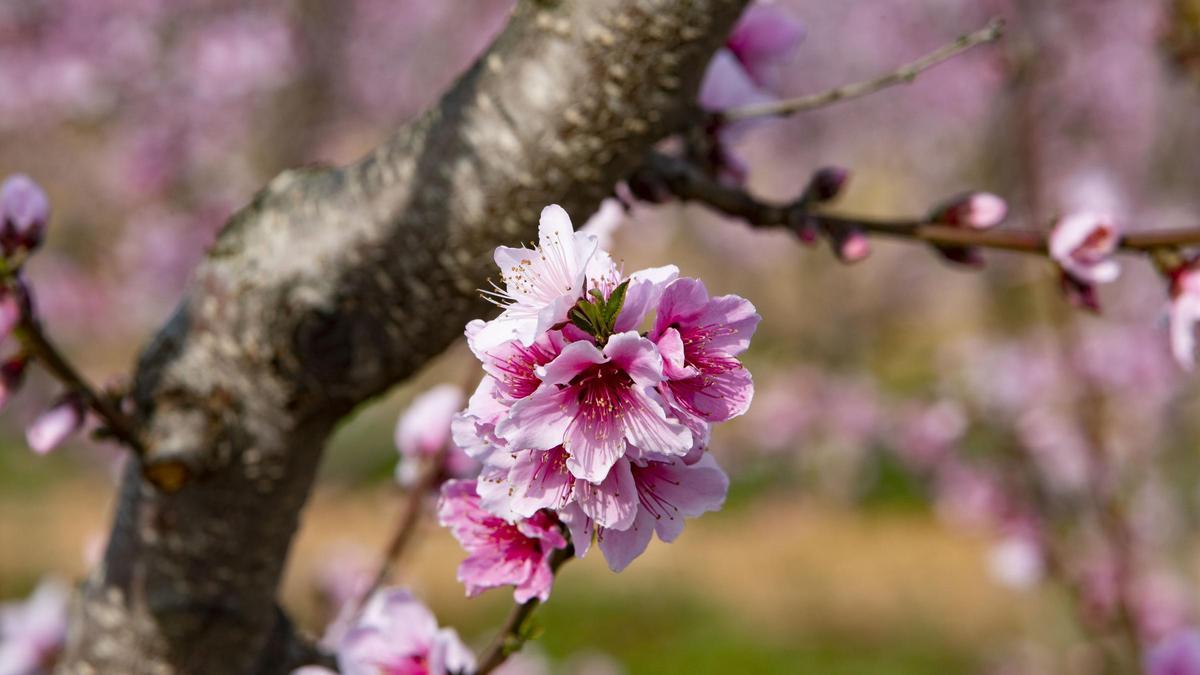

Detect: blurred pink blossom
[335,588,474,675]
[0,578,70,675]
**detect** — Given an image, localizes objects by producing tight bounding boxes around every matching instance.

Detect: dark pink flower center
[530,446,574,506]
[493,341,558,399]
[573,364,637,426]
[632,462,682,520]
[678,322,739,378]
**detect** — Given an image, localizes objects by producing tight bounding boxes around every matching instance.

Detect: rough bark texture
[57,1,748,673]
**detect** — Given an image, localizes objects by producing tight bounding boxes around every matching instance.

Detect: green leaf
[603,280,630,324]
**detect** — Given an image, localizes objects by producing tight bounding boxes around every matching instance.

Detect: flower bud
[0,355,28,410]
[0,174,49,255]
[805,167,850,203]
[785,211,819,245]
[831,227,870,263]
[27,395,85,455]
[1049,212,1120,284]
[931,192,1007,229]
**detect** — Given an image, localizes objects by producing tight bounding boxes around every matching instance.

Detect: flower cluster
[439,204,756,601]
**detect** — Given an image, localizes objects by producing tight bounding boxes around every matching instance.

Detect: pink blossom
[26,396,85,455]
[498,332,691,483]
[437,479,567,603]
[0,577,70,675]
[1146,629,1200,675]
[1169,260,1200,371]
[652,278,759,425]
[697,3,802,185]
[336,588,474,675]
[929,192,1008,267]
[1049,212,1121,286]
[394,384,476,486]
[563,454,729,572]
[932,192,1008,230]
[0,174,49,254]
[724,3,806,89]
[473,205,599,352]
[698,50,775,115]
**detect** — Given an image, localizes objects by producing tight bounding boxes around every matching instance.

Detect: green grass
[450,584,976,675]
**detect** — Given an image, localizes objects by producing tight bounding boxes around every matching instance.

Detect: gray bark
[57,1,747,673]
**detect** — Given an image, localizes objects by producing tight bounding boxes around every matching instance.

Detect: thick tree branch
[58,2,749,674]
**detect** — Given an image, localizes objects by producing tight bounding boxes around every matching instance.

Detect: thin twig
[719,17,1006,122]
[14,285,145,455]
[352,449,447,617]
[475,547,573,675]
[639,152,1200,257]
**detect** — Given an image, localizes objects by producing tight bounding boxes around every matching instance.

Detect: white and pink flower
[473,205,599,353]
[499,332,692,483]
[562,454,729,573]
[443,201,755,583]
[394,384,477,486]
[437,480,567,603]
[652,278,759,425]
[335,588,474,675]
[1049,212,1121,309]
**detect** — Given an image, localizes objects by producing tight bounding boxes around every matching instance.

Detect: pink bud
[27,396,85,455]
[0,174,49,255]
[806,167,850,203]
[931,192,1008,229]
[1049,212,1121,285]
[0,355,29,410]
[832,229,870,263]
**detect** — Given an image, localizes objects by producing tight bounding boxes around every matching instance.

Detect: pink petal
[602,332,664,387]
[26,399,84,455]
[538,340,607,386]
[726,4,805,88]
[698,49,774,113]
[576,458,638,530]
[394,384,463,459]
[597,511,656,572]
[498,386,576,452]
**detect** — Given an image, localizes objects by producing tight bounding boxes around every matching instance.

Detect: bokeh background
[4,1,1200,673]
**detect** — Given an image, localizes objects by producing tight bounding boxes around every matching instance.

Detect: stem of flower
[13,283,145,457]
[718,18,1006,122]
[352,448,448,618]
[475,546,573,675]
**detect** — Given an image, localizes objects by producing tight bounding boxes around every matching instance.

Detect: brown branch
[639,152,1200,257]
[475,547,573,675]
[355,451,446,615]
[719,17,1006,122]
[13,283,145,456]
